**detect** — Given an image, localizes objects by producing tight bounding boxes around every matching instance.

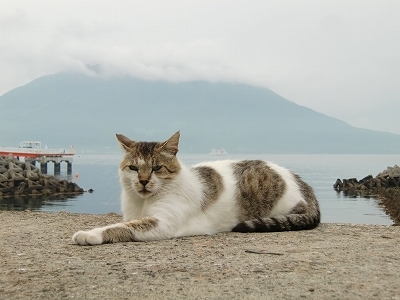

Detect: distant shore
[1,210,399,299]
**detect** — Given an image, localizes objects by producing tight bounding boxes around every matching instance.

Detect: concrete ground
[1,211,399,300]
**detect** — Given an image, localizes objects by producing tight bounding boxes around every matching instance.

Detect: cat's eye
[129,165,139,171]
[152,165,162,172]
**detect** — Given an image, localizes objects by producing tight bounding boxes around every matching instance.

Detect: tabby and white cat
[72,132,320,245]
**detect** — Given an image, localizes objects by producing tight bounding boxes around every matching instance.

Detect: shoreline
[379,187,400,225]
[1,210,399,299]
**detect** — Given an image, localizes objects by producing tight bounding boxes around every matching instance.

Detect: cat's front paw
[72,228,104,245]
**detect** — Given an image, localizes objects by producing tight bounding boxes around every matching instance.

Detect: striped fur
[72,132,320,246]
[231,167,320,232]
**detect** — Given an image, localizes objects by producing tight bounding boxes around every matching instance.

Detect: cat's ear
[116,134,136,151]
[159,131,180,155]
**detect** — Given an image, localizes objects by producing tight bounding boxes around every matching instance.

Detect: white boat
[209,148,227,156]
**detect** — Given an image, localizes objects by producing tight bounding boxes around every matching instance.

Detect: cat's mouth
[138,189,152,195]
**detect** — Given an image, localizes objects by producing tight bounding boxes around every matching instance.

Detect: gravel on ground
[0,211,399,300]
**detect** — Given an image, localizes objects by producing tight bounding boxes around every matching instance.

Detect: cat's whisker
[101,190,121,212]
[98,174,122,213]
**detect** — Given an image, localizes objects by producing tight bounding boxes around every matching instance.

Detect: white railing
[0,146,75,156]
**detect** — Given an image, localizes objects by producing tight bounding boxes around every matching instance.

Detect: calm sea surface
[1,153,398,225]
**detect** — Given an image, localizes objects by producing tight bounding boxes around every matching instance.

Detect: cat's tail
[232,175,321,232]
[231,212,320,232]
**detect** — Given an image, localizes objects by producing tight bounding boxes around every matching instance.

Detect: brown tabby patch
[291,173,321,223]
[101,226,135,243]
[192,166,224,211]
[117,132,181,180]
[290,202,307,214]
[124,216,159,231]
[232,171,321,233]
[233,160,286,221]
[120,142,181,180]
[101,217,159,243]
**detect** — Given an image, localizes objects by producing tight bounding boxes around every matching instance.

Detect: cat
[72,131,320,245]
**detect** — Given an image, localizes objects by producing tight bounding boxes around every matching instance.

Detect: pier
[0,141,75,175]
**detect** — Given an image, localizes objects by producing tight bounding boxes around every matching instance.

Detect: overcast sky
[1,1,399,134]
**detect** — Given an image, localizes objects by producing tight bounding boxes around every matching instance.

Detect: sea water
[1,153,398,225]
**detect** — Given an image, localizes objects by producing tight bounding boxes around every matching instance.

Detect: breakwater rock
[0,154,84,198]
[333,165,400,197]
[333,165,400,224]
[379,188,400,225]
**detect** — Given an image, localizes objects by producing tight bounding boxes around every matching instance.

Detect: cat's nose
[139,180,149,187]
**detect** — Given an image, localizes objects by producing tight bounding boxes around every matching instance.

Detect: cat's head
[116,131,181,199]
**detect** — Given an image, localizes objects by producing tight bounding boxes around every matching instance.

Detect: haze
[1,1,399,134]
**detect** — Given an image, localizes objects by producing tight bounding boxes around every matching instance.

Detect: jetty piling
[0,142,74,175]
[29,157,73,175]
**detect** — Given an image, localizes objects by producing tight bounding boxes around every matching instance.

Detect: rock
[335,165,400,195]
[0,173,9,182]
[8,170,25,181]
[376,164,400,178]
[379,187,400,225]
[333,179,343,191]
[334,165,400,224]
[0,155,85,199]
[360,174,373,182]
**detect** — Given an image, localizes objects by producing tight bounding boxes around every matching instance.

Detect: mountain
[1,72,400,154]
